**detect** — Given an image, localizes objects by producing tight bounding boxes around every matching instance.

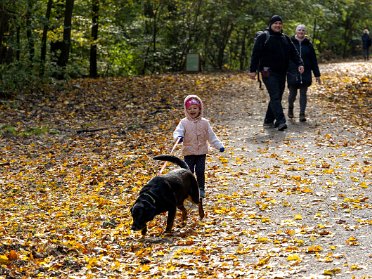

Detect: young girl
[173,95,225,199]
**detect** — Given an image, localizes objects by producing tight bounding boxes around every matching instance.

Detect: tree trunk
[216,22,234,70]
[90,0,99,78]
[40,0,53,76]
[0,7,13,64]
[342,16,353,58]
[239,28,248,70]
[26,0,35,62]
[16,26,20,61]
[57,0,74,70]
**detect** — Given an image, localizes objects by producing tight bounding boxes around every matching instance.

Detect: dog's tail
[153,155,189,170]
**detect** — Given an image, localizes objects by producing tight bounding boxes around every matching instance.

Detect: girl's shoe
[299,114,306,122]
[199,189,205,198]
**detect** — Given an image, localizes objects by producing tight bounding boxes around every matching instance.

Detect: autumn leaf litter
[0,62,371,278]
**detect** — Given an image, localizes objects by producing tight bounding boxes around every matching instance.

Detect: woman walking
[287,24,321,122]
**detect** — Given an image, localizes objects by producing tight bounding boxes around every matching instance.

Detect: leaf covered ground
[0,62,371,278]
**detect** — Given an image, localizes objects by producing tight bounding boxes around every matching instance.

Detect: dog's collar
[142,192,156,204]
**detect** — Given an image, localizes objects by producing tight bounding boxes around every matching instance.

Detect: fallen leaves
[0,63,371,278]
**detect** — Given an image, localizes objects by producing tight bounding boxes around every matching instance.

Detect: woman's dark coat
[287,36,320,88]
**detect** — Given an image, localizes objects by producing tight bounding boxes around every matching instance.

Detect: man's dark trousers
[263,72,286,125]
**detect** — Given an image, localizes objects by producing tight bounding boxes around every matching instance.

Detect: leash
[158,136,181,175]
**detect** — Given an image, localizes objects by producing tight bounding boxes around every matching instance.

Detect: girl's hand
[219,147,225,152]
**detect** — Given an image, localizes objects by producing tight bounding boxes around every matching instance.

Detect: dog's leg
[141,226,147,236]
[178,205,188,226]
[165,207,176,233]
[199,199,205,219]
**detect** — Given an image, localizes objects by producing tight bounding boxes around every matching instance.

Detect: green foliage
[0,0,371,93]
[104,41,140,76]
[0,124,54,137]
[0,63,39,98]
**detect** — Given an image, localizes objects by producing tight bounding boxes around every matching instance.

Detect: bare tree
[40,0,53,76]
[90,0,99,77]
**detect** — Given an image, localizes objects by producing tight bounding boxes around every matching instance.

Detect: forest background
[1,0,372,96]
[0,1,371,278]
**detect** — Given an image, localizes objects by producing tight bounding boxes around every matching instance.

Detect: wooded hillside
[1,0,371,96]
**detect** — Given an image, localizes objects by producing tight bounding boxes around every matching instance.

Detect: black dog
[131,155,204,235]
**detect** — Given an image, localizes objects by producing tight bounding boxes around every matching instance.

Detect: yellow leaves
[359,181,368,189]
[291,175,302,181]
[137,264,151,272]
[343,196,369,204]
[360,76,369,83]
[0,250,19,264]
[255,200,269,211]
[111,260,121,271]
[345,236,359,246]
[350,264,362,270]
[257,237,269,243]
[218,156,228,164]
[294,238,304,246]
[287,254,301,261]
[255,255,271,267]
[294,214,302,220]
[0,254,9,264]
[323,268,341,276]
[173,247,206,258]
[306,245,323,253]
[322,168,335,174]
[213,206,234,214]
[234,157,244,165]
[260,217,271,223]
[86,256,99,269]
[285,229,295,236]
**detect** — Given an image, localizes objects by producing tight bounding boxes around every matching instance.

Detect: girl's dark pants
[184,154,206,194]
[263,72,286,125]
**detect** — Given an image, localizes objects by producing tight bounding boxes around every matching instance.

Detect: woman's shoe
[288,108,294,118]
[299,113,306,122]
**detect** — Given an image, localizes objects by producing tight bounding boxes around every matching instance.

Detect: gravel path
[199,62,371,278]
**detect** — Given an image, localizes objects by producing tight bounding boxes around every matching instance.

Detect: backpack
[254,30,270,46]
[254,30,270,89]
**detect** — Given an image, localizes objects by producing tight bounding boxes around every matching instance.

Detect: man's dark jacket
[249,28,303,74]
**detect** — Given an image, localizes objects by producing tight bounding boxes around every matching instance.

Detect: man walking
[249,15,304,131]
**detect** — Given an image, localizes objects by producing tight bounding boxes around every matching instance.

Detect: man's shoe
[263,122,274,128]
[299,114,306,122]
[288,108,294,118]
[277,123,287,131]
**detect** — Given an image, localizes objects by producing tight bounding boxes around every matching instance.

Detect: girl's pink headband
[185,98,201,109]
